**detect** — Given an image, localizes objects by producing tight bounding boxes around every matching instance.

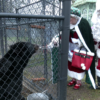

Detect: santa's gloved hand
[77,39,83,47]
[71,38,83,47]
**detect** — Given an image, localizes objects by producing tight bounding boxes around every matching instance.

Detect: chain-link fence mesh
[0,0,70,100]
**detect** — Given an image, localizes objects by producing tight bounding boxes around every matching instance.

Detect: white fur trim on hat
[97,49,100,58]
[71,14,80,19]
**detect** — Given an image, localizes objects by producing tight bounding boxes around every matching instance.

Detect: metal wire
[0,0,70,100]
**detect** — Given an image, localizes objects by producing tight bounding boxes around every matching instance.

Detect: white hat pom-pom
[81,63,86,70]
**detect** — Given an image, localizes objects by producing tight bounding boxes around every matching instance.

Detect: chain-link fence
[0,0,71,100]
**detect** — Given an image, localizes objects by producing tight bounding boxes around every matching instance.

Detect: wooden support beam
[6,27,17,30]
[30,25,45,29]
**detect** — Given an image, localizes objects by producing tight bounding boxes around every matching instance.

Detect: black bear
[0,42,39,100]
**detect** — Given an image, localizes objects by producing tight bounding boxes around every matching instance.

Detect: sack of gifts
[71,47,94,70]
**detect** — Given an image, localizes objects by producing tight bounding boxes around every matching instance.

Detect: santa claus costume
[91,0,100,88]
[68,7,95,89]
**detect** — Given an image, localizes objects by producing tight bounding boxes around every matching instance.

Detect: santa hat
[71,7,81,19]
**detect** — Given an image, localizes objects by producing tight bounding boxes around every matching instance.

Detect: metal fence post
[0,0,4,57]
[16,8,20,42]
[53,0,55,15]
[2,0,7,53]
[28,18,31,42]
[58,0,71,100]
[42,0,48,81]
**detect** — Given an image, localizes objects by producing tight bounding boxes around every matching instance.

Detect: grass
[67,75,100,100]
[26,51,51,68]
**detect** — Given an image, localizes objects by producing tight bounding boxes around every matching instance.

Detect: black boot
[97,76,100,86]
[96,76,100,89]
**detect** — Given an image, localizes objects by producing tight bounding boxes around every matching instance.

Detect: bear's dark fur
[0,42,39,100]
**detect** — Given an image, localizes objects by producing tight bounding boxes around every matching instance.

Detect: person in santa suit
[91,0,100,88]
[68,7,95,89]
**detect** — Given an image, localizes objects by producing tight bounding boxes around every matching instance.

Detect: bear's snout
[34,45,39,51]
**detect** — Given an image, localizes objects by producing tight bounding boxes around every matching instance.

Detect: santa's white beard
[92,23,100,42]
[92,12,100,42]
[92,11,100,24]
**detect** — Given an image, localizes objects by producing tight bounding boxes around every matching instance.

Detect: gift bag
[72,47,94,70]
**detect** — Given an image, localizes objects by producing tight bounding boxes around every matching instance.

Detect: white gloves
[71,38,83,47]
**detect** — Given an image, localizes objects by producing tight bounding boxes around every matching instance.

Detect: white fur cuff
[68,69,85,80]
